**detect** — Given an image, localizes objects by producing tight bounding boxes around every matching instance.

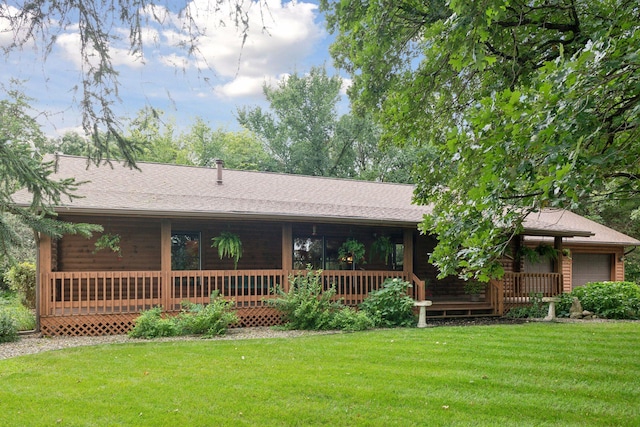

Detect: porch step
[425,302,497,319]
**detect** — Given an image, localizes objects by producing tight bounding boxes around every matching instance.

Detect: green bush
[0,291,36,331]
[178,292,239,337]
[130,293,239,339]
[267,268,343,330]
[505,293,548,319]
[360,278,415,327]
[571,281,640,319]
[129,307,180,339]
[0,309,19,343]
[330,306,375,332]
[3,262,36,309]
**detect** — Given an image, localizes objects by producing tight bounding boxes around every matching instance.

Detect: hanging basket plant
[93,233,122,257]
[371,235,393,264]
[211,231,243,269]
[338,238,366,267]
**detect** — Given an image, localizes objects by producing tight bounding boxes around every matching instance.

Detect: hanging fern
[211,232,243,269]
[371,235,393,264]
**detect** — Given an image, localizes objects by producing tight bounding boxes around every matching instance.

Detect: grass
[1,322,639,426]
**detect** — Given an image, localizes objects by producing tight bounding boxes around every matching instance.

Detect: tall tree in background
[126,107,189,165]
[237,65,411,181]
[237,66,344,176]
[183,118,273,171]
[323,0,640,280]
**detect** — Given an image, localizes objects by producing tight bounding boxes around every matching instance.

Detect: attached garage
[571,253,612,289]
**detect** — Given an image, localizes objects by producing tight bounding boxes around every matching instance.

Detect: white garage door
[572,253,611,289]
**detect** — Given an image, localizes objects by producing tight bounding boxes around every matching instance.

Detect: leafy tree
[0,86,100,263]
[237,66,344,176]
[126,107,189,165]
[322,0,640,280]
[46,132,95,157]
[183,119,273,171]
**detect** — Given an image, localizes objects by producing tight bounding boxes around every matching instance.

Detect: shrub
[178,292,239,337]
[330,306,375,332]
[0,309,19,343]
[130,293,239,339]
[505,293,548,318]
[360,278,415,327]
[129,307,180,339]
[571,281,640,319]
[3,262,36,309]
[267,268,343,330]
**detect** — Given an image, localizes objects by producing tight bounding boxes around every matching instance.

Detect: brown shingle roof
[31,155,428,225]
[525,209,640,246]
[13,155,640,246]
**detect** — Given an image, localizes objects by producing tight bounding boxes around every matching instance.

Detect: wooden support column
[554,236,564,294]
[37,232,52,326]
[553,236,563,273]
[160,220,172,309]
[282,224,292,292]
[403,229,414,277]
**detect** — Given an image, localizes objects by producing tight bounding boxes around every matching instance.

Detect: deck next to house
[38,270,562,335]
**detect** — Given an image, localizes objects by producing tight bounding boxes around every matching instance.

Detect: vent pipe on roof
[215,159,224,185]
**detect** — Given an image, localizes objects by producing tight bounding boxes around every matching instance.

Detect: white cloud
[340,77,352,96]
[56,31,145,70]
[154,0,324,98]
[0,5,35,49]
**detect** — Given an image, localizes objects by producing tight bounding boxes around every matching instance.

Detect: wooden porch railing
[42,271,163,316]
[40,269,411,316]
[40,270,562,318]
[500,272,563,313]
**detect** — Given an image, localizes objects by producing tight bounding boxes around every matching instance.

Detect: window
[293,236,343,270]
[172,232,201,270]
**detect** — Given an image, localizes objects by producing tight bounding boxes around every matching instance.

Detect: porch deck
[37,270,562,335]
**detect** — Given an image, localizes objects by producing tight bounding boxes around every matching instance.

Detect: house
[14,155,640,335]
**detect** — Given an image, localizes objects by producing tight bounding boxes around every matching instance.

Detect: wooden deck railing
[500,272,563,312]
[42,271,163,316]
[40,269,410,316]
[40,270,562,318]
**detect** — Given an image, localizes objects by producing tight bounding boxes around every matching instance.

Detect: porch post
[403,229,421,299]
[161,220,172,309]
[554,236,563,295]
[37,232,52,328]
[282,223,292,292]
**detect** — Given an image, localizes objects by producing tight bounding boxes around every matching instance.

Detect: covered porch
[37,265,563,335]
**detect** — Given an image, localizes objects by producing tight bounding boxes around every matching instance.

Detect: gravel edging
[0,327,338,361]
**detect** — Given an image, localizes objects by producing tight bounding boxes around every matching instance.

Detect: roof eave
[51,206,422,228]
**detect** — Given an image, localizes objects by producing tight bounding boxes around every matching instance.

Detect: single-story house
[13,155,640,335]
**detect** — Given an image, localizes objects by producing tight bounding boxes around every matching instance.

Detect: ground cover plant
[1,322,639,426]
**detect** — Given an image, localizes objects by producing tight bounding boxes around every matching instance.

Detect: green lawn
[1,322,639,426]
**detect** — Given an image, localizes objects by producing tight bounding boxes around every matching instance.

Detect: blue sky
[1,0,345,137]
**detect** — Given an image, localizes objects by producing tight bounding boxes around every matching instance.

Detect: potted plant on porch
[464,280,486,302]
[338,238,366,270]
